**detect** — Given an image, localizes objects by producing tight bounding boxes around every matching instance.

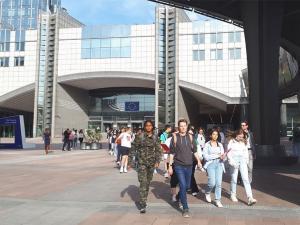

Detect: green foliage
[85,128,102,143]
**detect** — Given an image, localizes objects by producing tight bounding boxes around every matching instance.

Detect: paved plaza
[0,148,299,225]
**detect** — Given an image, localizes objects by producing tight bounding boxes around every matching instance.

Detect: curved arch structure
[0,71,243,113]
[57,71,156,90]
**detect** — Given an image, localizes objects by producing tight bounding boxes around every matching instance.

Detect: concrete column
[280,103,287,137]
[241,1,283,145]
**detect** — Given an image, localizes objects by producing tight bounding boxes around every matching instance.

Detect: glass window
[199,33,205,44]
[111,47,120,57]
[121,38,130,47]
[235,48,241,59]
[100,48,110,58]
[192,34,198,45]
[228,32,234,43]
[0,57,9,67]
[121,47,131,57]
[217,33,222,43]
[91,39,100,48]
[217,49,223,60]
[82,48,90,59]
[193,50,205,61]
[100,38,110,48]
[193,50,199,61]
[235,31,241,42]
[82,39,90,48]
[229,48,235,59]
[111,38,120,48]
[91,48,101,58]
[210,33,216,43]
[14,57,24,66]
[210,49,216,60]
[15,41,25,51]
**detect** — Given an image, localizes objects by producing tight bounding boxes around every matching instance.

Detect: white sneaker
[120,167,124,173]
[215,200,223,208]
[231,194,238,202]
[172,195,177,202]
[164,172,169,178]
[123,167,127,173]
[192,192,198,196]
[248,197,257,206]
[205,194,212,203]
[153,169,157,174]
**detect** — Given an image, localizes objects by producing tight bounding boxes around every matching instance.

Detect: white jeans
[230,155,253,199]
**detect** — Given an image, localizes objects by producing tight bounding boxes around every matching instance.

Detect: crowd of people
[106,119,257,218]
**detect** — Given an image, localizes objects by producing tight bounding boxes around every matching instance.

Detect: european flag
[125,102,139,112]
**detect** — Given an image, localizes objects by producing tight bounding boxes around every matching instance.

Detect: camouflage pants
[138,164,155,208]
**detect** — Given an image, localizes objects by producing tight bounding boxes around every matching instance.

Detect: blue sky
[62,0,208,25]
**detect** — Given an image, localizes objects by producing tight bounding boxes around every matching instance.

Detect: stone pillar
[241,1,283,146]
[280,103,287,137]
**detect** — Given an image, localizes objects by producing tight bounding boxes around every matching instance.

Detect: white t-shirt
[119,133,132,148]
[227,139,248,161]
[197,134,206,148]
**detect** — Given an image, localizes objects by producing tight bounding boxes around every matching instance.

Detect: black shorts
[170,166,179,188]
[120,146,130,156]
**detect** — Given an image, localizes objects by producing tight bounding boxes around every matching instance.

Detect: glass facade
[193,50,205,61]
[81,25,132,59]
[0,0,60,30]
[88,89,155,131]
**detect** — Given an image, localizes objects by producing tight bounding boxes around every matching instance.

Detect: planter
[91,142,100,150]
[80,142,87,150]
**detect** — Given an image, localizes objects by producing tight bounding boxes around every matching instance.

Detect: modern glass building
[0,3,298,137]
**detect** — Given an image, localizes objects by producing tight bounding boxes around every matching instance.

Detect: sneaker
[215,200,223,208]
[182,209,190,218]
[153,169,157,174]
[117,161,120,166]
[124,167,127,173]
[230,194,238,202]
[248,197,257,206]
[120,167,124,173]
[192,192,198,196]
[205,193,212,203]
[172,195,177,202]
[178,202,183,209]
[164,172,169,178]
[140,208,146,214]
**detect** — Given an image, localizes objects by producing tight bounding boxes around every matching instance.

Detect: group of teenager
[111,119,257,218]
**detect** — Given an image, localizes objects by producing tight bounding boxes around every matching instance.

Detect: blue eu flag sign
[125,102,139,112]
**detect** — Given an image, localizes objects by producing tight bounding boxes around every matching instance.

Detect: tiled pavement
[0,149,299,225]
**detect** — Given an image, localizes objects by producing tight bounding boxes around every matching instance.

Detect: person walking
[116,127,132,173]
[168,119,202,218]
[160,125,172,178]
[78,129,84,145]
[227,129,257,206]
[43,128,51,155]
[203,129,225,207]
[241,121,256,183]
[62,128,70,151]
[128,120,162,213]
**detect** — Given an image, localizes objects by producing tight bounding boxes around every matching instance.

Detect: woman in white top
[196,127,206,160]
[203,129,225,208]
[227,129,257,206]
[116,127,132,173]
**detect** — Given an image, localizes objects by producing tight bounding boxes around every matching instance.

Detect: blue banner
[125,102,139,112]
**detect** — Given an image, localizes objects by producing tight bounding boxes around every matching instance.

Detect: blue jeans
[174,164,193,210]
[230,155,253,198]
[206,159,223,201]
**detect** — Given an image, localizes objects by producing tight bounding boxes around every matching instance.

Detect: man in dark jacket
[168,119,202,218]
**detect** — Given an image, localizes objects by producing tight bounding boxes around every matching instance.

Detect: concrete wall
[177,87,200,126]
[53,84,89,137]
